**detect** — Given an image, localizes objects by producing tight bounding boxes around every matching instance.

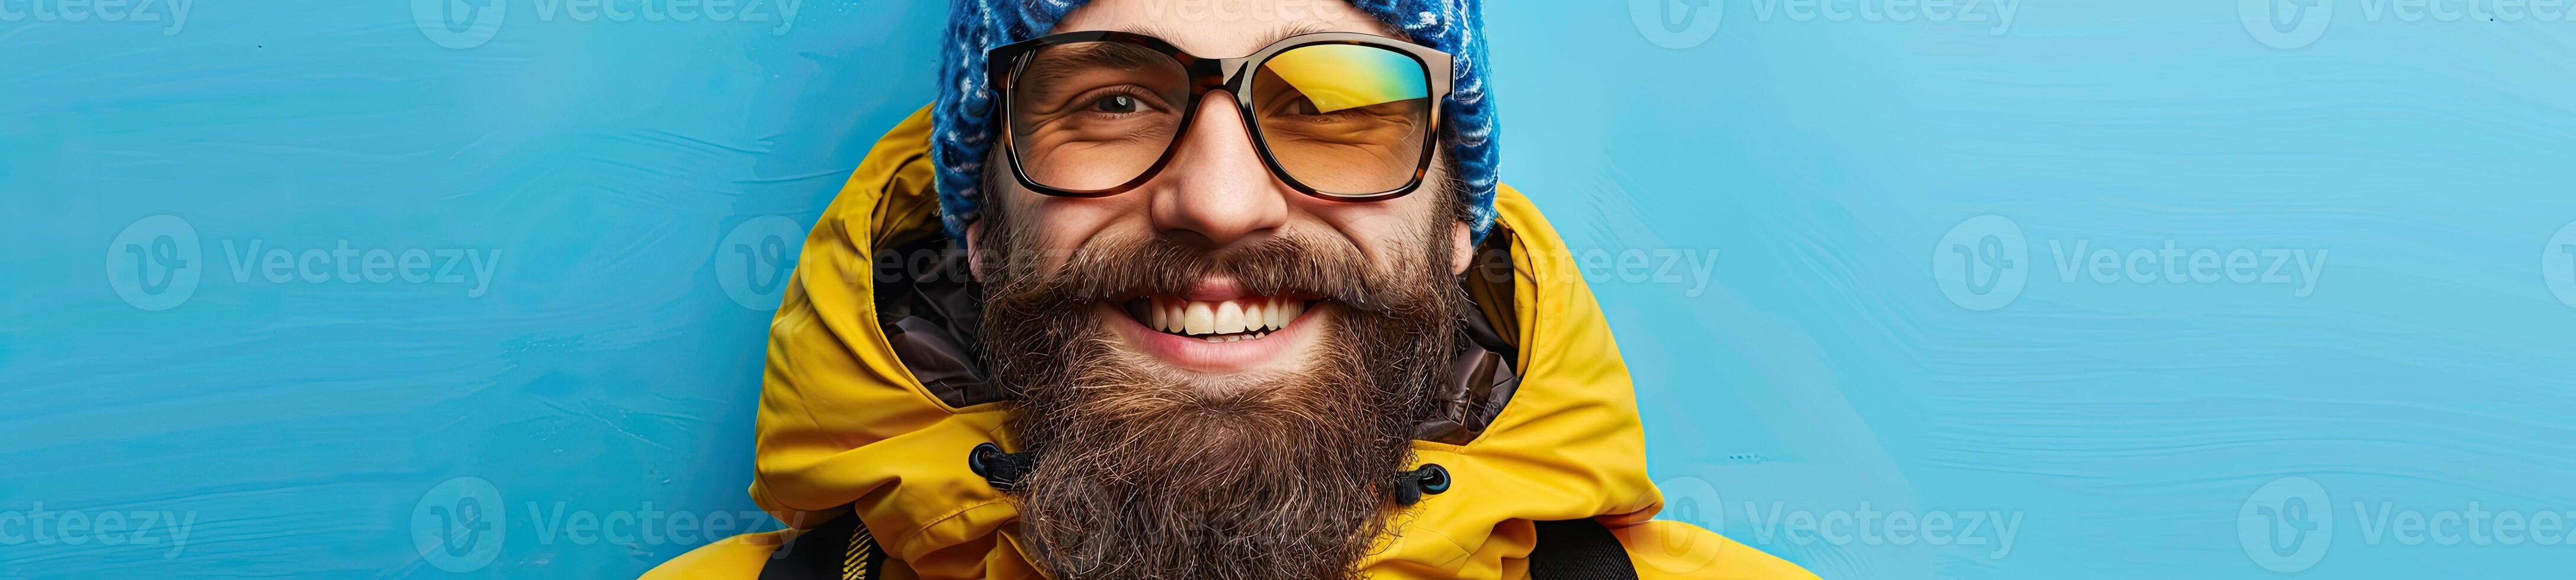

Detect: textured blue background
[7,1,2576,577]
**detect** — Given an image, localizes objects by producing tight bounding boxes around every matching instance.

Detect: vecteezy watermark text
[1746,0,2020,35]
[1565,247,1724,297]
[411,476,790,572]
[217,239,502,297]
[1629,0,2020,49]
[106,215,503,310]
[2239,476,2576,573]
[0,0,193,35]
[1740,501,2025,559]
[2043,240,2327,298]
[1651,476,2025,565]
[413,0,802,49]
[1934,215,2329,310]
[1139,0,1355,22]
[522,502,778,548]
[0,502,198,559]
[2241,0,2576,49]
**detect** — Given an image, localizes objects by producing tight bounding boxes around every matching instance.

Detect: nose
[1147,92,1289,249]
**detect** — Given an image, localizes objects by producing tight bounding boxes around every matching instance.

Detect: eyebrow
[1016,41,1167,95]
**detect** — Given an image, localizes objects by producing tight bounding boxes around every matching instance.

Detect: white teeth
[1215,301,1246,334]
[1183,301,1214,335]
[1144,297,1311,337]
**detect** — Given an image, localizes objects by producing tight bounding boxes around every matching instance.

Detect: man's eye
[1282,96,1324,117]
[1091,95,1143,114]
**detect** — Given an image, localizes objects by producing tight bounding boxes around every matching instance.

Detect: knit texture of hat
[931,0,1498,240]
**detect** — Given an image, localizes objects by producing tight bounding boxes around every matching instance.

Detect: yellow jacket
[644,106,1817,579]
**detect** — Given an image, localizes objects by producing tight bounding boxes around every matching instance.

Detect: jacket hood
[748,105,1672,578]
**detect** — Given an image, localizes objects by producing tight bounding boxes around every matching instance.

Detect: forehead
[1050,0,1400,57]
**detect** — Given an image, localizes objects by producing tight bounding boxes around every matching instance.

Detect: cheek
[1005,193,1150,265]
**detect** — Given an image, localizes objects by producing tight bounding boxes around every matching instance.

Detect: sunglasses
[987,31,1454,202]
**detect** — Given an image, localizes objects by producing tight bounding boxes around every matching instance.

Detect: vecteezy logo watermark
[0,0,193,36]
[1933,215,2330,310]
[1659,476,1724,531]
[714,215,804,311]
[1631,0,1726,49]
[412,477,507,572]
[415,0,506,49]
[0,502,198,558]
[2240,0,2334,49]
[1933,214,2029,311]
[106,215,204,311]
[2238,476,2333,572]
[2540,219,2576,309]
[1636,476,1733,575]
[412,0,803,49]
[105,215,505,310]
[2243,0,2576,49]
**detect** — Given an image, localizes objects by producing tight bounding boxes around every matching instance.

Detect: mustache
[981,228,1435,312]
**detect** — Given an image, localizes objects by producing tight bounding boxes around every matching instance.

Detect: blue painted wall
[5,1,2574,577]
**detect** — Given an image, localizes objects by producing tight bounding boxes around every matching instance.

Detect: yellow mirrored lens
[1260,44,1429,113]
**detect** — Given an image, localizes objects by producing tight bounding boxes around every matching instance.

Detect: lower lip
[1099,302,1321,373]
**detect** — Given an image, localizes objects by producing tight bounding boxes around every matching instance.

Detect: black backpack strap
[1528,518,1642,580]
[758,514,887,580]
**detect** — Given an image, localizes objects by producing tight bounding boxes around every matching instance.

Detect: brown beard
[974,205,1467,580]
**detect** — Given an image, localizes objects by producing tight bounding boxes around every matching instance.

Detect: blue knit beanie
[932,0,1499,241]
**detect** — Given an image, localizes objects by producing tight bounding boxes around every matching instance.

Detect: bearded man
[647,1,1816,578]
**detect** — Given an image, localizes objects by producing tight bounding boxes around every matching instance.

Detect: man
[649,1,1817,578]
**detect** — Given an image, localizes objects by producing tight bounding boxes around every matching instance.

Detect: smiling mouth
[1121,295,1318,343]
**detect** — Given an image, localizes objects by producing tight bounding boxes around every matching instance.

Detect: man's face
[978,0,1473,379]
[965,1,1475,578]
